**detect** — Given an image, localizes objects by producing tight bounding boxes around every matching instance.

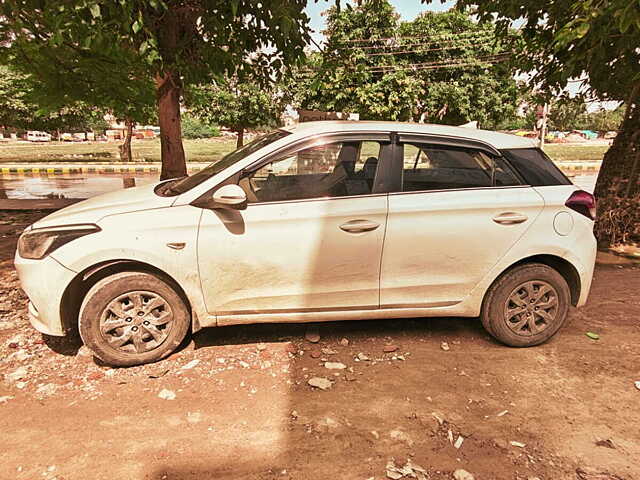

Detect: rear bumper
[14,253,76,336]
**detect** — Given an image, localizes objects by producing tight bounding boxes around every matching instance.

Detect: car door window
[402,144,521,192]
[241,140,384,203]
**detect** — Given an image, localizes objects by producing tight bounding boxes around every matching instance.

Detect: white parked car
[25,131,52,142]
[15,121,597,366]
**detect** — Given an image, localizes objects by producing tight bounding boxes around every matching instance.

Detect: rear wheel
[481,263,570,347]
[79,271,190,367]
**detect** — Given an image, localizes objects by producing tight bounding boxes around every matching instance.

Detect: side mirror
[212,184,248,210]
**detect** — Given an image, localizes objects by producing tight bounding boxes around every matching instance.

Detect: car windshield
[162,129,291,196]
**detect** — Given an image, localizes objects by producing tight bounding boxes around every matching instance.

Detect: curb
[0,165,205,175]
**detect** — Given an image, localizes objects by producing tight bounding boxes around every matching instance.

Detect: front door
[380,140,545,308]
[197,136,390,315]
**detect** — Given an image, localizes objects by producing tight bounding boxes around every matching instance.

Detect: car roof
[281,121,537,150]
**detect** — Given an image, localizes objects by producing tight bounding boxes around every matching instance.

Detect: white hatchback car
[15,121,597,366]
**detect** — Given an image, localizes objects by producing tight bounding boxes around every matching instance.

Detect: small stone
[76,345,94,362]
[9,350,30,362]
[256,343,267,351]
[441,341,450,351]
[0,396,14,404]
[356,353,370,361]
[158,389,176,400]
[321,347,337,355]
[310,350,321,359]
[390,429,414,446]
[181,359,200,370]
[308,377,332,390]
[324,362,347,370]
[383,345,399,353]
[371,430,379,439]
[305,328,320,343]
[494,439,509,450]
[497,410,509,417]
[339,338,349,346]
[6,366,28,382]
[454,435,464,449]
[510,440,526,448]
[36,383,57,396]
[453,469,474,480]
[635,381,640,390]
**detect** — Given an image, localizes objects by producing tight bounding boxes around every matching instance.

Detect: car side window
[240,140,384,203]
[401,143,521,192]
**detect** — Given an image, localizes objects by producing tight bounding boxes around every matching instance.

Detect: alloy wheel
[503,280,559,336]
[99,290,174,354]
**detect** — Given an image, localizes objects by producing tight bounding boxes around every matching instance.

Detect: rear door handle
[493,212,528,225]
[339,220,380,233]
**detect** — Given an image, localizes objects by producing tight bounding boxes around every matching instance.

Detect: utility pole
[537,103,548,149]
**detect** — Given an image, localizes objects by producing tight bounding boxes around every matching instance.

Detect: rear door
[380,136,545,308]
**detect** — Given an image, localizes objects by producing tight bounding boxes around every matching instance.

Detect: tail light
[565,190,596,220]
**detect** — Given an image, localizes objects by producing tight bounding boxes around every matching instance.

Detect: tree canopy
[186,79,286,148]
[292,1,520,129]
[0,0,312,178]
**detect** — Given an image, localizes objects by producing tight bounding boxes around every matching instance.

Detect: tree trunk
[118,118,133,162]
[156,71,187,180]
[593,84,640,246]
[236,127,244,149]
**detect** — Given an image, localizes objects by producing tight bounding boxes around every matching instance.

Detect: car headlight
[18,224,101,260]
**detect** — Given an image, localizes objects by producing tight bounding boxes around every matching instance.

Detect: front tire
[480,263,571,347]
[79,271,190,367]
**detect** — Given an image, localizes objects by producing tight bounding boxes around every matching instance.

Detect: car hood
[31,181,176,229]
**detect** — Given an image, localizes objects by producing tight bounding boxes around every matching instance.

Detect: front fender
[50,205,210,328]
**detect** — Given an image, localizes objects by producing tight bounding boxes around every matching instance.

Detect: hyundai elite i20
[15,121,597,366]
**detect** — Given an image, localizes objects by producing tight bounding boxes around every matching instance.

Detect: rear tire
[480,263,570,347]
[79,271,190,367]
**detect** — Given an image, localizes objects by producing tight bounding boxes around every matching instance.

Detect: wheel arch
[493,254,581,306]
[59,259,200,336]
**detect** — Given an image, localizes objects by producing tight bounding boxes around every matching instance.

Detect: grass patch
[0,138,237,163]
[544,144,609,162]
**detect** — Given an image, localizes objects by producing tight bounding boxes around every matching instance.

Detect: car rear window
[501,148,571,186]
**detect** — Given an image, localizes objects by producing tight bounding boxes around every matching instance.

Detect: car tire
[480,263,571,347]
[79,271,190,367]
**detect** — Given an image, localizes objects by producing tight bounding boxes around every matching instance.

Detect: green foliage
[181,115,221,139]
[186,80,285,133]
[548,96,589,131]
[0,65,110,133]
[290,2,520,128]
[454,0,640,101]
[547,96,624,132]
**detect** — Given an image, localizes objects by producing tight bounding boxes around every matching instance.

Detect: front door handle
[493,212,528,225]
[339,220,380,233]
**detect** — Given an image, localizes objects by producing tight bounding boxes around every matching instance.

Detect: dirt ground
[1,210,639,480]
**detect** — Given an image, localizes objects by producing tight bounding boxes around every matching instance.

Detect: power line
[335,30,492,45]
[296,54,511,77]
[335,37,497,52]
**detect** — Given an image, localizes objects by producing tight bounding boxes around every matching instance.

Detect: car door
[380,136,545,308]
[197,133,392,315]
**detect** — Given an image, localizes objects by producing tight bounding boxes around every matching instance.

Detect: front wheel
[480,263,571,347]
[79,271,190,367]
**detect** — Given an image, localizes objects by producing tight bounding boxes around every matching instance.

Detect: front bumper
[14,253,77,336]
